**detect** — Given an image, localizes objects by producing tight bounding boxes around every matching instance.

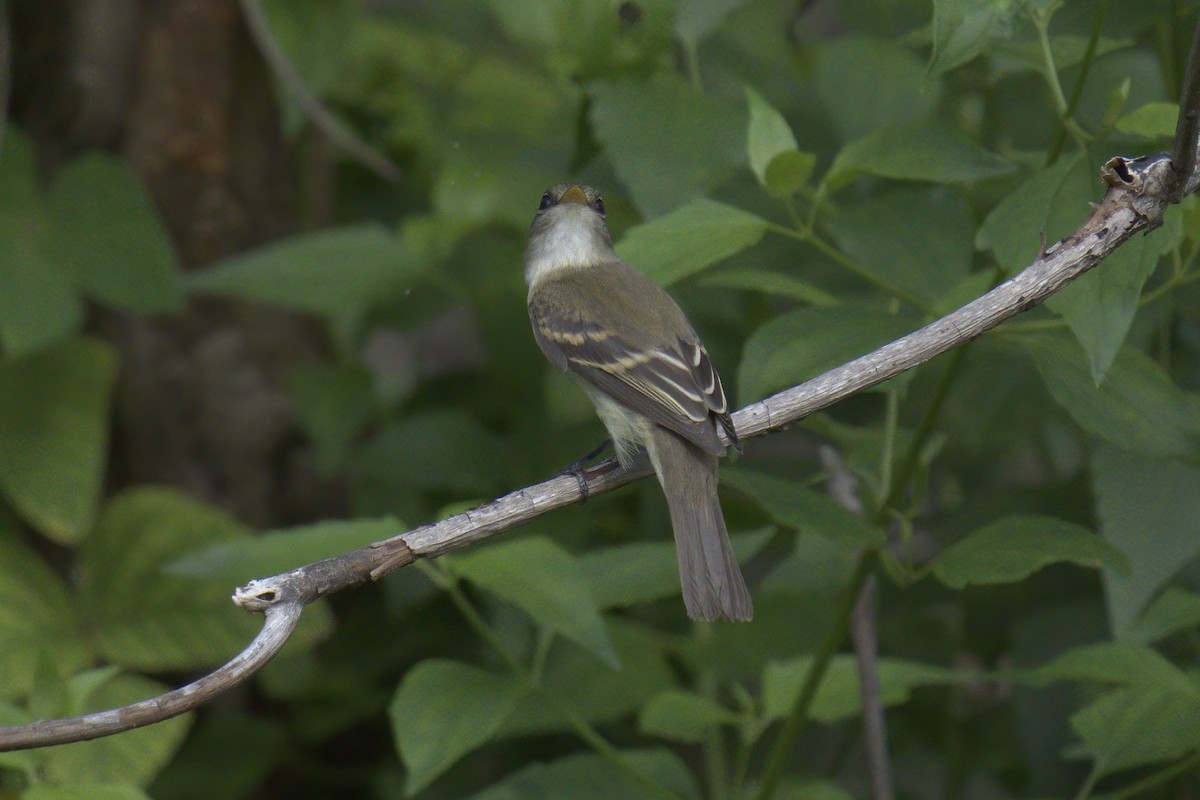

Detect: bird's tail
[647,428,753,622]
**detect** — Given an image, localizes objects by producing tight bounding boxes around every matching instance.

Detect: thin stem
[434,566,688,800]
[1105,750,1200,798]
[877,389,900,516]
[755,552,878,800]
[1046,0,1111,165]
[769,224,934,314]
[1169,14,1200,198]
[852,576,893,800]
[1073,764,1102,800]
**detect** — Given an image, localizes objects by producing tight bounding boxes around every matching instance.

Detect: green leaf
[1049,215,1171,382]
[0,337,117,543]
[356,410,505,495]
[1070,687,1200,776]
[289,362,376,468]
[615,198,771,285]
[47,153,181,312]
[826,122,1014,189]
[639,690,737,743]
[467,749,700,800]
[814,36,941,142]
[931,515,1128,589]
[589,76,746,216]
[390,659,522,794]
[184,224,418,314]
[722,468,884,547]
[0,131,83,355]
[701,266,838,306]
[580,528,775,610]
[1115,101,1179,138]
[41,673,190,787]
[1093,446,1200,639]
[738,307,916,402]
[745,87,801,190]
[78,488,263,671]
[449,536,617,666]
[166,517,400,581]
[977,156,1091,275]
[1127,587,1200,645]
[825,185,975,306]
[1032,642,1200,700]
[0,518,90,700]
[764,655,953,721]
[499,620,675,737]
[764,150,817,197]
[24,786,154,800]
[929,0,1021,74]
[1027,335,1200,460]
[674,0,749,44]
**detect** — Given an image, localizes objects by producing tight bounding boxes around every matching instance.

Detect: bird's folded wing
[529,297,735,454]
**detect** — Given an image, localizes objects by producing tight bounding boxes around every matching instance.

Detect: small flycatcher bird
[524,183,753,622]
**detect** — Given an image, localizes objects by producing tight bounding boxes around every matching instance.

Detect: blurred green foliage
[3,0,1200,798]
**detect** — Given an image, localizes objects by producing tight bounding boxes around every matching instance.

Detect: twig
[819,446,893,800]
[1171,16,1200,198]
[0,600,302,749]
[0,0,10,150]
[237,0,403,184]
[1,77,1198,753]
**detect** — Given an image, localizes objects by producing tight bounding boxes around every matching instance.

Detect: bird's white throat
[524,206,614,286]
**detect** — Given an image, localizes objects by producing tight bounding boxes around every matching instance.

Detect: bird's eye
[593,197,606,217]
[538,192,554,210]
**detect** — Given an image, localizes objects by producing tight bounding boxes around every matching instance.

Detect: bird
[523,183,752,621]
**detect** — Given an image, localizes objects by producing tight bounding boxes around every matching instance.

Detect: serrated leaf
[1115,101,1178,138]
[931,515,1128,589]
[167,517,400,581]
[1070,687,1200,776]
[449,536,617,666]
[391,659,522,794]
[467,749,700,800]
[738,307,916,402]
[1027,335,1200,460]
[589,76,745,216]
[580,528,774,610]
[615,198,771,285]
[0,131,83,355]
[745,87,800,188]
[1093,446,1200,639]
[0,519,91,700]
[764,655,953,721]
[826,122,1014,189]
[40,673,190,787]
[639,690,737,743]
[184,224,418,314]
[722,468,884,547]
[77,488,263,671]
[0,337,117,543]
[47,153,181,312]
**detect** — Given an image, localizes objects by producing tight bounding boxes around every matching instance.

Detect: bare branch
[1,101,1196,752]
[238,0,403,185]
[0,601,303,750]
[1173,16,1200,197]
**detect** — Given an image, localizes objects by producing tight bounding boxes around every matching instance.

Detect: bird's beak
[559,185,588,205]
